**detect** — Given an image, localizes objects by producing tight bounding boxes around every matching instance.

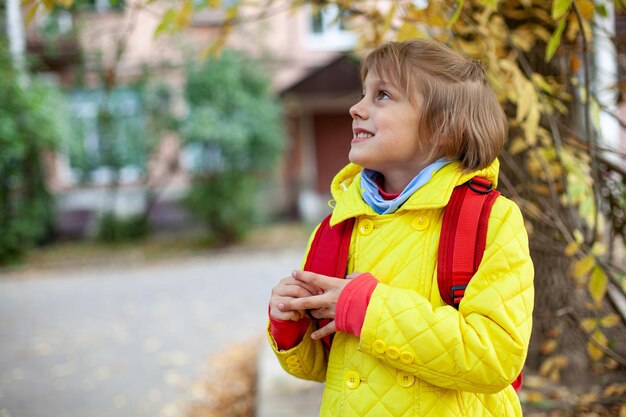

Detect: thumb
[346,272,363,280]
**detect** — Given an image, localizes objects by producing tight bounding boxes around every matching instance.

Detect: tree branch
[572,1,603,243]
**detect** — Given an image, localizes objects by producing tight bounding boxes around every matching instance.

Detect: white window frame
[304,4,356,52]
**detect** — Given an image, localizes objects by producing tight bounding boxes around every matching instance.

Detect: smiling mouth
[354,132,373,139]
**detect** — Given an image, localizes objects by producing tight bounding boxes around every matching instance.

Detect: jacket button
[386,346,400,360]
[345,371,361,389]
[397,371,415,388]
[412,215,429,231]
[288,364,302,373]
[400,351,415,364]
[359,219,374,235]
[373,340,386,354]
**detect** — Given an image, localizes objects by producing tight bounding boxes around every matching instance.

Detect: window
[305,5,356,51]
[67,88,145,185]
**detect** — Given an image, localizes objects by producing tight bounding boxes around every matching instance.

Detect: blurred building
[22,1,626,238]
[24,0,362,237]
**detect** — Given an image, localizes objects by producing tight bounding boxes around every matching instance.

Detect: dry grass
[184,340,260,417]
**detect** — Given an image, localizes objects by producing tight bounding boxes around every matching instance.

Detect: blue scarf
[360,158,453,215]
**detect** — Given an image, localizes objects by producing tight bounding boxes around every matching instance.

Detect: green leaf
[595,4,607,17]
[591,97,601,130]
[545,17,566,62]
[551,0,573,20]
[448,0,465,27]
[154,9,176,37]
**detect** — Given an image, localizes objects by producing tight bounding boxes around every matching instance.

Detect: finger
[309,307,334,320]
[269,306,304,321]
[282,293,328,311]
[280,276,321,296]
[346,272,363,280]
[274,284,314,299]
[311,320,337,340]
[292,270,335,290]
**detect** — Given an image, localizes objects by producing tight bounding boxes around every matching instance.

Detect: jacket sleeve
[357,197,535,393]
[266,223,328,382]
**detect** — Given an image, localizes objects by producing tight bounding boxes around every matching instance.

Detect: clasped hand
[269,270,358,340]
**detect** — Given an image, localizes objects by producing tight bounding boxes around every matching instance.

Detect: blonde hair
[360,39,507,171]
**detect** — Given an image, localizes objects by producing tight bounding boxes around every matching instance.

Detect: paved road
[0,247,304,417]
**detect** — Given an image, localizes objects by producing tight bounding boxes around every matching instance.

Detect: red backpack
[303,177,523,391]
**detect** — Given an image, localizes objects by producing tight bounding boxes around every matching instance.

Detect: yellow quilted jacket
[268,160,535,417]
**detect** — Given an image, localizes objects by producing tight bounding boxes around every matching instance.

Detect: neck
[377,155,445,194]
[378,170,420,195]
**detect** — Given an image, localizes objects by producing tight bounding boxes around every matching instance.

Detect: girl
[268,39,534,417]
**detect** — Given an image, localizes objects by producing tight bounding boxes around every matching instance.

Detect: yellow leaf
[524,107,540,145]
[531,73,553,94]
[176,0,192,28]
[579,391,600,405]
[396,22,425,42]
[580,317,597,332]
[508,137,528,155]
[24,4,39,26]
[206,0,221,8]
[516,80,534,122]
[511,31,534,52]
[42,0,54,11]
[539,357,554,376]
[574,255,595,278]
[564,241,579,256]
[576,0,594,19]
[225,5,238,21]
[600,314,620,328]
[588,266,607,306]
[540,339,558,354]
[620,404,626,417]
[549,368,560,382]
[591,242,607,256]
[554,355,568,367]
[593,329,608,346]
[573,229,584,244]
[587,340,604,360]
[603,383,626,397]
[525,390,545,403]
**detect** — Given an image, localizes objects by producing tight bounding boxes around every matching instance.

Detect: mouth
[352,128,374,143]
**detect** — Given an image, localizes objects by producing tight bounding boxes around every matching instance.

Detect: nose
[349,97,367,120]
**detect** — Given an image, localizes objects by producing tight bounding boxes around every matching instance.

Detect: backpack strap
[437,177,500,308]
[438,178,524,391]
[303,214,355,349]
[304,214,354,279]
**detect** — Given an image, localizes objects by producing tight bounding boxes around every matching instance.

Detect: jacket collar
[329,159,500,226]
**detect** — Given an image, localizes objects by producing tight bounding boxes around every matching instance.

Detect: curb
[255,341,324,417]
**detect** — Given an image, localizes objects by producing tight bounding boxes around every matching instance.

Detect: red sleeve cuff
[269,313,310,351]
[335,273,378,337]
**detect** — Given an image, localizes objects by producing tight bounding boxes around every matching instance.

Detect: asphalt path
[0,247,304,417]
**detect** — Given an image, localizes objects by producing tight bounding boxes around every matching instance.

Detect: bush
[183,50,285,244]
[0,41,71,264]
[96,213,149,243]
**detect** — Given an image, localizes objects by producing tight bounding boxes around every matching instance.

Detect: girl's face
[349,71,433,185]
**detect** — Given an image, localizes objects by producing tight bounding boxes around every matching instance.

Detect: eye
[376,90,391,100]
